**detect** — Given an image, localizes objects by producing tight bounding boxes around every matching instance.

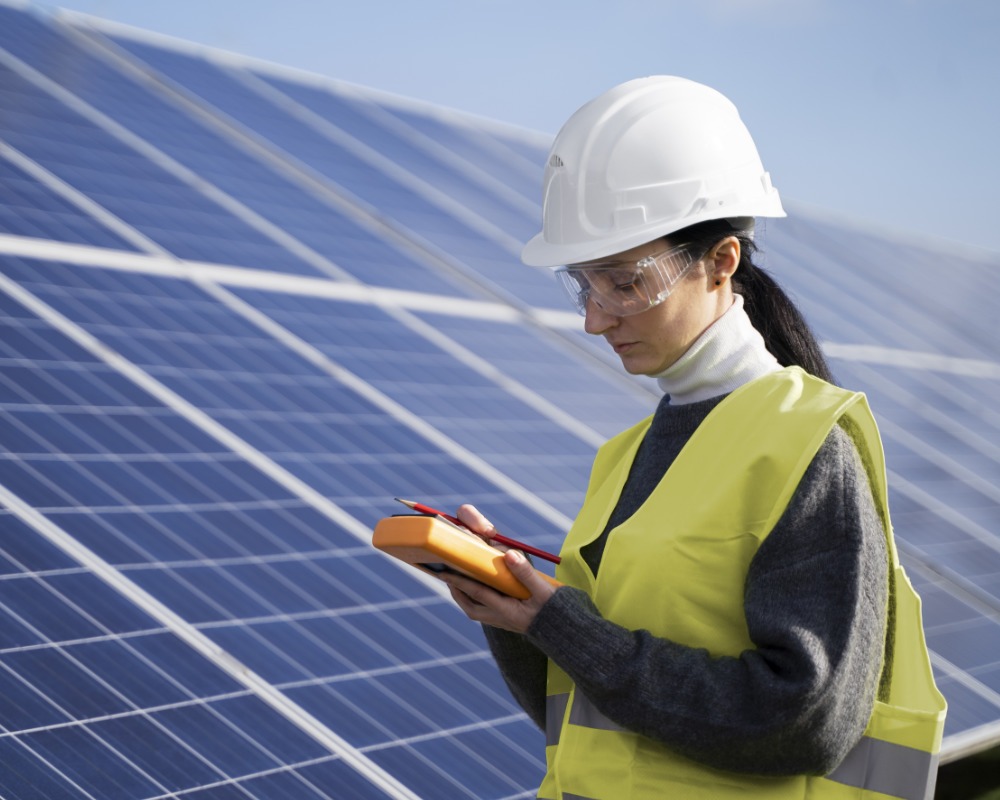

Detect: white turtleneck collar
[654,294,781,404]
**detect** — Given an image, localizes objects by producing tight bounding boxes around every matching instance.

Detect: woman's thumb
[505,548,559,603]
[506,549,537,584]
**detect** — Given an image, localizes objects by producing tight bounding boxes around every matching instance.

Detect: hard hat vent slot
[549,154,564,168]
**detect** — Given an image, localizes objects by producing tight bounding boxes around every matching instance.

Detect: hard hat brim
[520,206,785,268]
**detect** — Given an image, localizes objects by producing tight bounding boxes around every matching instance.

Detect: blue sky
[41,0,1000,257]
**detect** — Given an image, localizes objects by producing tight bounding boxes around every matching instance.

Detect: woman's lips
[611,341,636,354]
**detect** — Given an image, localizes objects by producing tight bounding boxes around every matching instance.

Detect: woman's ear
[709,236,740,288]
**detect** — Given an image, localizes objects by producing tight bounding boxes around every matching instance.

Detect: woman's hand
[442,504,558,633]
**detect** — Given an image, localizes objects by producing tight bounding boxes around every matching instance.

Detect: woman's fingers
[440,552,557,634]
[455,503,510,548]
[456,504,495,537]
[445,570,499,609]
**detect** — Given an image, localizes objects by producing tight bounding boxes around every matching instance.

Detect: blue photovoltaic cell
[905,563,1000,738]
[100,31,541,245]
[0,508,399,800]
[94,26,569,309]
[5,255,579,539]
[0,9,478,295]
[0,152,137,250]
[483,128,553,178]
[767,215,994,361]
[230,288,602,519]
[413,308,656,438]
[0,254,550,797]
[255,72,540,242]
[0,59,316,274]
[370,96,546,206]
[828,361,1000,579]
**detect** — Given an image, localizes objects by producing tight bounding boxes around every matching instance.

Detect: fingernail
[510,550,524,565]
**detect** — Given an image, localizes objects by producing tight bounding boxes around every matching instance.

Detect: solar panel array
[0,2,998,796]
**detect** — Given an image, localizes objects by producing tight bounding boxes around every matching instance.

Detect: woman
[441,76,945,799]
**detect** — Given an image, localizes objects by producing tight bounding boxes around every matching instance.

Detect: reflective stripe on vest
[546,693,570,747]
[568,694,624,733]
[546,691,625,747]
[827,736,940,800]
[554,693,940,800]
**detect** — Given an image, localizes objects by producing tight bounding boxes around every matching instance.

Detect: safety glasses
[555,243,706,317]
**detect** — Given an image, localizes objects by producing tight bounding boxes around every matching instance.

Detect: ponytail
[671,220,836,384]
[733,248,835,383]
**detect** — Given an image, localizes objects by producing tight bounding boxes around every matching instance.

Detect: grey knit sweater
[483,392,889,776]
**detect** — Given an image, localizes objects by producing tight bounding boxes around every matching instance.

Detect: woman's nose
[583,296,620,335]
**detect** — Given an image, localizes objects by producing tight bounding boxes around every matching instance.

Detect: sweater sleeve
[481,625,548,729]
[524,424,889,776]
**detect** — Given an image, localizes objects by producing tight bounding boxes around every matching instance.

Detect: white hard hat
[521,76,785,267]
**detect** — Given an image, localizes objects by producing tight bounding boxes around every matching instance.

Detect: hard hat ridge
[522,76,785,267]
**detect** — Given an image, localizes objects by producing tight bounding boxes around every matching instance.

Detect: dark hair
[670,219,836,384]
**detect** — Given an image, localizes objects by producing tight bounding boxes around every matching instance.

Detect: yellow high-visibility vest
[539,368,946,800]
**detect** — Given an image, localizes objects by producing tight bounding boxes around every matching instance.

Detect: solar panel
[78,16,565,308]
[0,2,998,796]
[0,254,549,797]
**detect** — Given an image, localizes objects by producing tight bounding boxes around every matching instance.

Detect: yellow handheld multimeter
[372,514,561,599]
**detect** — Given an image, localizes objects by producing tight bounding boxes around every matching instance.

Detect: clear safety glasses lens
[556,245,703,317]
